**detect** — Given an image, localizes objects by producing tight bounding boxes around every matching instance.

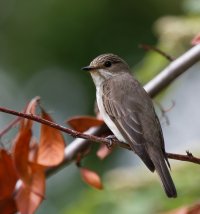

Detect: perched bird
[82,53,177,198]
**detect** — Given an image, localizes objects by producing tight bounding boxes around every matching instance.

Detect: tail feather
[130,143,177,197]
[151,152,177,198]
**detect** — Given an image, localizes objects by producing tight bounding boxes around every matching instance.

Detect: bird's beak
[81,66,96,71]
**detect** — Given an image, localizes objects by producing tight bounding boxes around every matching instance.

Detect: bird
[82,53,177,198]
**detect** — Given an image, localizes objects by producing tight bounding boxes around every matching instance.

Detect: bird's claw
[105,135,117,149]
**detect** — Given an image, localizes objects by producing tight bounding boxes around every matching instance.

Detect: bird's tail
[150,150,177,198]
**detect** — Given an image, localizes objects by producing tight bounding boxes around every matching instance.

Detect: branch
[0,107,130,149]
[0,116,21,138]
[167,152,200,165]
[0,105,200,175]
[139,44,175,61]
[144,44,200,97]
[0,107,105,143]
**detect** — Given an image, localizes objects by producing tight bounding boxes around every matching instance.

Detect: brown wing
[102,73,157,171]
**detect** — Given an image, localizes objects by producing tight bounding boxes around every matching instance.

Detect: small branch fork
[0,106,200,165]
[1,44,200,177]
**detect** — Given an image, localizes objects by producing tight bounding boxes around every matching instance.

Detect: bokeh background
[1,0,200,213]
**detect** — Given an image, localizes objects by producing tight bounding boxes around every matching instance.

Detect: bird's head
[82,53,130,86]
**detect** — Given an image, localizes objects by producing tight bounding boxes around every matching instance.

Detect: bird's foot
[105,135,118,149]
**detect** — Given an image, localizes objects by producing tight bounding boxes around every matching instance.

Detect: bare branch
[0,107,111,145]
[0,105,200,177]
[139,44,175,61]
[167,152,200,164]
[0,116,21,138]
[144,44,200,97]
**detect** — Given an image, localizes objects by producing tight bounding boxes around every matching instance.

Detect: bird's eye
[104,61,112,67]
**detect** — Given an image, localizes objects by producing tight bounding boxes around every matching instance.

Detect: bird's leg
[105,135,118,149]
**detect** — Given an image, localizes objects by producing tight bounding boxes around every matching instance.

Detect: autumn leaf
[37,110,65,167]
[12,96,40,183]
[12,102,46,214]
[80,167,103,190]
[0,150,18,212]
[12,126,32,184]
[96,144,113,160]
[67,116,104,132]
[21,96,40,129]
[15,163,45,214]
[0,198,17,214]
[0,151,16,214]
[0,150,18,200]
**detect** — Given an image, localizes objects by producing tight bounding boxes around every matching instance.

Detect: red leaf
[67,116,104,132]
[12,125,32,184]
[96,144,113,160]
[0,198,17,214]
[191,33,200,45]
[37,110,65,167]
[13,97,39,183]
[22,96,40,129]
[12,97,40,183]
[29,139,39,163]
[80,167,103,190]
[11,97,45,214]
[0,151,22,214]
[0,150,18,199]
[15,163,45,214]
[25,96,40,114]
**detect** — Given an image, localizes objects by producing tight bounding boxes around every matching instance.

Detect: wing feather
[102,74,156,171]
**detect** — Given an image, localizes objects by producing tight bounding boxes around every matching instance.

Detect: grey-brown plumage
[82,53,177,198]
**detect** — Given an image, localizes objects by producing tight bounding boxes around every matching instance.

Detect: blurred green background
[1,0,200,213]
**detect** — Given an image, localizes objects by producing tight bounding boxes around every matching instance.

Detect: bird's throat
[90,69,112,87]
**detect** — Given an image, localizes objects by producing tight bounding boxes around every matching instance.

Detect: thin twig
[0,116,21,138]
[155,100,175,126]
[0,106,200,165]
[0,107,112,145]
[139,44,175,61]
[167,152,200,164]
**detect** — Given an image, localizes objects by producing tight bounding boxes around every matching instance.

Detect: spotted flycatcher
[82,53,177,198]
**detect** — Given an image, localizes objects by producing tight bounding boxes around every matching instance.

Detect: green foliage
[63,163,200,214]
